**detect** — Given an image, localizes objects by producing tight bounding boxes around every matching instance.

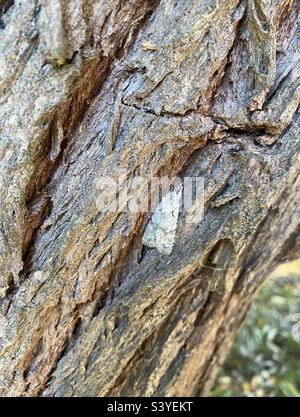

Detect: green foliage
[211,261,300,397]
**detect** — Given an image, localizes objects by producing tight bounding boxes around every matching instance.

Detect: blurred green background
[211,259,300,397]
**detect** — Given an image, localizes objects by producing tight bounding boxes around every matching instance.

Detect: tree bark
[0,0,299,397]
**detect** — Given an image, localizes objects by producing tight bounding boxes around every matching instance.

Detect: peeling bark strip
[0,0,299,397]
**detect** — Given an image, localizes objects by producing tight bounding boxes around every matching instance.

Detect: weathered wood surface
[0,0,299,396]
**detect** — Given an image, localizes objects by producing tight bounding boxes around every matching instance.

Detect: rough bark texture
[0,0,299,397]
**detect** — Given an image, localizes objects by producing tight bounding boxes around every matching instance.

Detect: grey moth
[142,187,182,255]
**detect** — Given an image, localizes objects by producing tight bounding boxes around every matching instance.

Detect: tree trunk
[0,0,299,397]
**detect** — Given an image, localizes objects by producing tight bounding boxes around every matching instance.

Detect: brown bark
[0,0,299,397]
